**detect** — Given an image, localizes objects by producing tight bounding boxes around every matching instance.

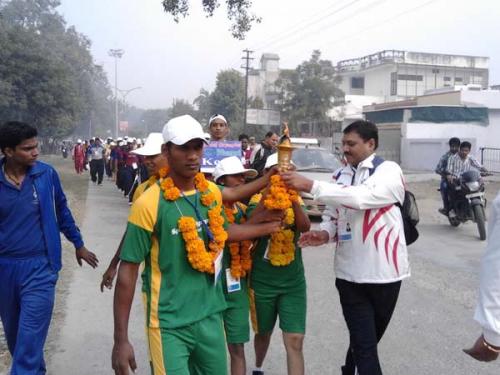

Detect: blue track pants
[0,256,58,375]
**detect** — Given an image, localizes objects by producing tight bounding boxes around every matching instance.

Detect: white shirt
[474,192,500,346]
[312,153,411,283]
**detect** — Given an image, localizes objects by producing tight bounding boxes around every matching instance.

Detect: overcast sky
[58,0,500,109]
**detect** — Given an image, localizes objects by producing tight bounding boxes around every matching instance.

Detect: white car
[292,147,343,217]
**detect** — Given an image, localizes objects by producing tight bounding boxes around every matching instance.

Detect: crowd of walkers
[0,116,499,375]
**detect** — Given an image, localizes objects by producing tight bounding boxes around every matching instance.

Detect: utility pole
[241,49,254,130]
[109,49,124,138]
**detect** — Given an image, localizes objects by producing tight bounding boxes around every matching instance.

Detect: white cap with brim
[264,152,295,170]
[208,114,227,126]
[77,139,82,143]
[213,156,258,183]
[131,132,164,156]
[264,152,278,170]
[163,115,209,145]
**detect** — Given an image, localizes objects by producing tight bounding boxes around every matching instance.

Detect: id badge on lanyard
[225,268,241,293]
[338,209,352,242]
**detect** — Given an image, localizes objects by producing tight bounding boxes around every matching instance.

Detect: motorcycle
[448,169,487,240]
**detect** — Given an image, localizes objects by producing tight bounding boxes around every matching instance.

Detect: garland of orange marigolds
[262,175,300,266]
[156,167,227,274]
[224,204,252,278]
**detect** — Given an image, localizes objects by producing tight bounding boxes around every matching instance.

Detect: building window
[444,76,451,81]
[351,77,364,89]
[390,72,397,95]
[397,74,423,81]
[455,77,463,82]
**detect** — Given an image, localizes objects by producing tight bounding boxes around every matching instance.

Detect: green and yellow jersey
[120,180,227,329]
[221,201,249,304]
[247,196,306,290]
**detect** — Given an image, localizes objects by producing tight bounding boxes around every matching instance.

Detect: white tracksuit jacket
[474,192,500,346]
[313,153,411,283]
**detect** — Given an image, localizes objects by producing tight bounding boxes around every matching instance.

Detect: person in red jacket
[73,139,85,174]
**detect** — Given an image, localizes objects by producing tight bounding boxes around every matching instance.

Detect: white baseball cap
[264,152,278,170]
[213,156,257,183]
[131,132,163,156]
[264,152,295,170]
[77,139,82,143]
[208,114,227,126]
[163,115,208,145]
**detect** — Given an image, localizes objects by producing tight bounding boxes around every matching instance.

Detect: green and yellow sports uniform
[132,179,153,202]
[120,181,228,375]
[221,201,251,344]
[247,197,307,335]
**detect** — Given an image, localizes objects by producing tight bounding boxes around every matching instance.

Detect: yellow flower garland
[224,204,252,279]
[260,175,300,267]
[158,167,227,274]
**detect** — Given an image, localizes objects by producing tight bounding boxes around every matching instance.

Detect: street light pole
[109,49,124,138]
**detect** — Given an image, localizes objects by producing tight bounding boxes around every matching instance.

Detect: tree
[169,98,197,119]
[0,0,114,138]
[276,50,342,136]
[161,0,261,40]
[193,88,211,125]
[210,69,245,136]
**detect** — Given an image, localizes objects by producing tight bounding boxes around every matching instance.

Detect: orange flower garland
[158,167,227,274]
[258,176,300,266]
[224,204,252,279]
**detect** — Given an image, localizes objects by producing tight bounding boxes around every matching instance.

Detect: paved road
[48,179,500,374]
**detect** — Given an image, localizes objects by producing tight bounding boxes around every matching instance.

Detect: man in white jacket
[282,120,410,375]
[464,192,500,361]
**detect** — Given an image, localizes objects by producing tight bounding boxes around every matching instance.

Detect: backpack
[369,156,420,245]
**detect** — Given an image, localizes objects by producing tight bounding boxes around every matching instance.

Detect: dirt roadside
[0,156,89,373]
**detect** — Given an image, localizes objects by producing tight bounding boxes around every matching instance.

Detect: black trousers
[89,159,105,184]
[335,278,402,375]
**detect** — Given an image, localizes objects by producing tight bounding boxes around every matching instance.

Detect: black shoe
[252,371,264,375]
[438,208,448,216]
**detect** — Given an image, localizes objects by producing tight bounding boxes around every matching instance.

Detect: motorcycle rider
[445,141,488,217]
[436,137,460,215]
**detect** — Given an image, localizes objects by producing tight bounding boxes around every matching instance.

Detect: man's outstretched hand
[76,246,99,268]
[280,172,314,193]
[298,230,330,247]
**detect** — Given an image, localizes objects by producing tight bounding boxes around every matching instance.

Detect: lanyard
[181,191,214,242]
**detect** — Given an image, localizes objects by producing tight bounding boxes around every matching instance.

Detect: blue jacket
[0,159,84,271]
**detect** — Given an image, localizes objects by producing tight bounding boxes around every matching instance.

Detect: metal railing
[480,147,500,173]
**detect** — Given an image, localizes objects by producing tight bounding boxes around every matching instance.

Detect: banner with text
[201,141,241,174]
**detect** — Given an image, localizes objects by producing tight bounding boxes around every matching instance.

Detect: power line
[250,0,362,52]
[222,0,362,69]
[265,0,388,55]
[318,0,441,51]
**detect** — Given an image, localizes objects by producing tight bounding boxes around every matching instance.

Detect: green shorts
[147,312,228,375]
[222,279,250,344]
[249,281,307,335]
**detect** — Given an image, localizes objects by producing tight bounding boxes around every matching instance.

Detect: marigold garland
[224,204,252,279]
[158,167,227,274]
[255,176,299,267]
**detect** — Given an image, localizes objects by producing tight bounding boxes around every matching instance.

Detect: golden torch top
[277,122,294,170]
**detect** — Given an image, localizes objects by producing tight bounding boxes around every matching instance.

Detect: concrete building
[247,53,281,110]
[362,87,500,171]
[336,50,489,101]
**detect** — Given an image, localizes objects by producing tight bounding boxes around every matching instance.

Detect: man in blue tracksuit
[0,121,99,374]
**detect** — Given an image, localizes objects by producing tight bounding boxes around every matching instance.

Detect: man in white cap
[100,133,167,292]
[213,156,258,375]
[208,113,229,142]
[112,115,282,375]
[72,139,85,174]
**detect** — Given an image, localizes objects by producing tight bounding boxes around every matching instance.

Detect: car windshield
[292,148,341,172]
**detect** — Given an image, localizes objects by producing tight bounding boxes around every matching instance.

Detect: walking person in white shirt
[464,191,500,362]
[281,120,410,375]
